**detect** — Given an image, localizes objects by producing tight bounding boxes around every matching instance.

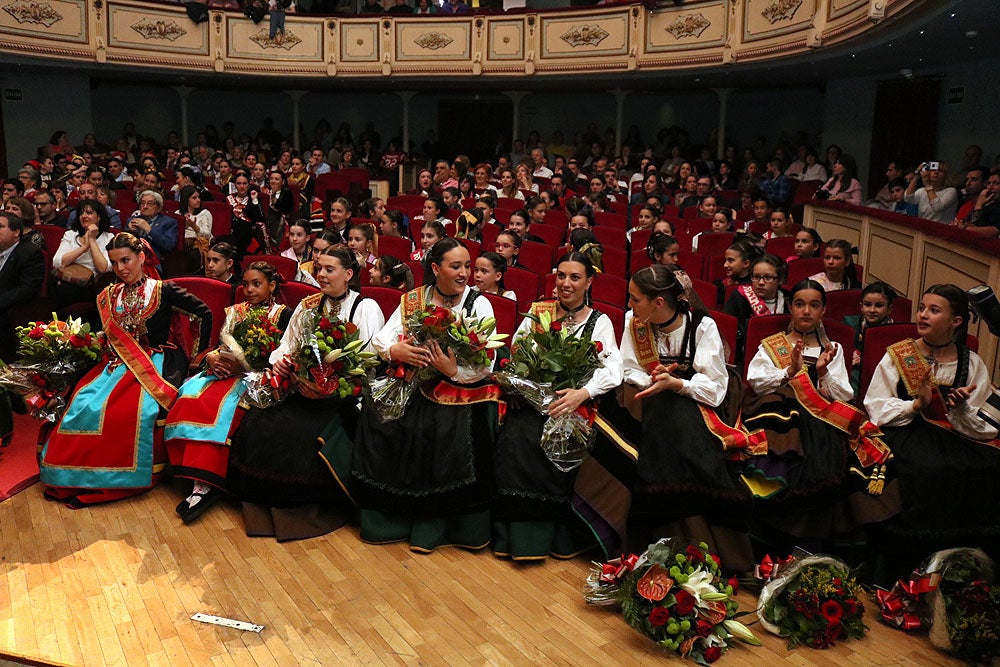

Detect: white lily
[679,569,720,605]
[343,339,365,353]
[723,619,761,646]
[538,310,551,332]
[322,348,344,364]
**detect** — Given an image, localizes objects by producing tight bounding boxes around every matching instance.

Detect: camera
[813,188,831,201]
[968,285,1000,337]
[925,161,940,171]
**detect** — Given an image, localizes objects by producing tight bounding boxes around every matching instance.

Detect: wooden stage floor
[0,480,962,666]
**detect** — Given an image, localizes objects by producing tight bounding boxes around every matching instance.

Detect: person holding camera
[903,160,959,223]
[813,155,863,205]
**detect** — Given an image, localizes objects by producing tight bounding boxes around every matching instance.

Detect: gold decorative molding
[761,0,803,23]
[3,0,61,27]
[559,24,608,48]
[664,12,710,39]
[413,31,452,50]
[249,27,301,49]
[130,17,185,41]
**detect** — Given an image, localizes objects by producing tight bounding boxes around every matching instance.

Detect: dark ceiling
[6,0,997,92]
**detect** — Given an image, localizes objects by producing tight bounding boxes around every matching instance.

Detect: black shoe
[179,487,222,524]
[176,497,190,515]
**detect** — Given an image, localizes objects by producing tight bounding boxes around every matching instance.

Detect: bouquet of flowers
[876,548,999,663]
[494,308,604,471]
[583,538,759,664]
[0,315,104,421]
[229,305,283,371]
[293,310,379,400]
[368,304,505,422]
[758,555,867,649]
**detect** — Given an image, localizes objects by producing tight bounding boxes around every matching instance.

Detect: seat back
[518,241,555,276]
[593,225,627,250]
[764,236,796,259]
[824,289,863,323]
[709,309,738,365]
[405,259,425,286]
[694,232,735,258]
[785,257,825,287]
[242,254,299,282]
[34,225,67,255]
[166,276,234,352]
[676,251,705,281]
[503,266,541,317]
[859,323,918,398]
[743,314,791,379]
[690,278,719,310]
[481,292,518,340]
[377,235,412,261]
[528,223,565,248]
[277,280,321,308]
[592,301,625,344]
[361,285,404,321]
[631,248,652,273]
[601,247,629,279]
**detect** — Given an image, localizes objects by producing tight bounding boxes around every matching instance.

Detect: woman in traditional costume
[165,262,293,523]
[228,245,384,541]
[39,233,213,507]
[864,284,1000,574]
[353,237,499,553]
[492,252,622,560]
[742,279,896,554]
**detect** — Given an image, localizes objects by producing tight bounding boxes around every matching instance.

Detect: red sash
[98,283,178,410]
[738,284,772,317]
[762,333,892,469]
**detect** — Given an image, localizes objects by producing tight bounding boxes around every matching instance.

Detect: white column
[714,88,734,160]
[613,88,626,157]
[288,90,307,151]
[173,86,194,146]
[502,90,529,146]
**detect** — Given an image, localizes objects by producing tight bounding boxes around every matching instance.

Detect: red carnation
[594,340,603,353]
[673,590,695,615]
[727,576,740,594]
[27,327,45,339]
[695,619,713,637]
[703,646,722,663]
[499,357,510,368]
[423,315,439,327]
[648,606,670,627]
[550,320,562,332]
[710,554,721,568]
[686,544,704,563]
[332,328,344,340]
[319,317,331,330]
[69,334,90,348]
[352,384,362,396]
[820,600,843,622]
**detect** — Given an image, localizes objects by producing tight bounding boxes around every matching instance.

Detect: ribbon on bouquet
[754,554,794,582]
[874,570,940,631]
[599,554,639,584]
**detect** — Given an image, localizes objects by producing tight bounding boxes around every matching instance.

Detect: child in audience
[280,219,319,286]
[474,252,516,300]
[790,228,822,262]
[724,253,788,363]
[647,232,680,266]
[809,238,861,292]
[714,239,758,306]
[888,177,918,216]
[369,255,414,292]
[691,210,733,252]
[762,208,795,240]
[494,229,522,268]
[346,222,378,271]
[743,196,771,232]
[843,281,896,392]
[410,220,445,262]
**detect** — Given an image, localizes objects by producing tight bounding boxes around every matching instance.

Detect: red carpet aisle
[0,413,40,500]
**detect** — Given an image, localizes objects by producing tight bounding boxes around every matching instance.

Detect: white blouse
[372,285,495,384]
[620,312,728,408]
[218,302,287,372]
[53,229,115,274]
[183,209,213,239]
[864,349,997,441]
[269,290,385,365]
[747,338,853,403]
[512,307,623,399]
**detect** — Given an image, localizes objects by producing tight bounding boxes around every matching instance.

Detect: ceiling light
[966,30,978,38]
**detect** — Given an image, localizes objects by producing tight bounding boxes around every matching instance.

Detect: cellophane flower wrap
[368,304,505,422]
[493,309,604,472]
[758,555,867,649]
[876,548,999,663]
[0,315,104,421]
[294,308,379,400]
[583,538,759,664]
[229,305,283,371]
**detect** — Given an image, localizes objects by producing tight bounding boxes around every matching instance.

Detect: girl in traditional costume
[165,262,293,523]
[844,281,896,393]
[353,237,499,553]
[492,252,622,560]
[228,246,384,541]
[40,233,213,507]
[864,284,1000,575]
[724,253,788,365]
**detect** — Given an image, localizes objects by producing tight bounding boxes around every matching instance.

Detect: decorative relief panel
[226,16,323,61]
[486,18,522,61]
[646,0,726,53]
[339,22,378,62]
[540,11,627,58]
[0,0,84,42]
[4,1,61,27]
[394,20,469,61]
[108,4,205,53]
[131,17,185,41]
[829,0,867,19]
[743,0,816,42]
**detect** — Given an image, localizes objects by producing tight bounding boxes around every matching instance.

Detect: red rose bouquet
[584,538,760,664]
[758,555,867,649]
[0,315,104,420]
[368,304,504,422]
[294,310,379,400]
[876,548,999,664]
[494,308,605,471]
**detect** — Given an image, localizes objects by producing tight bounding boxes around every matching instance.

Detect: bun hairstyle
[751,253,787,283]
[646,232,679,262]
[728,238,764,262]
[923,283,970,345]
[244,260,283,297]
[107,231,145,254]
[569,228,604,272]
[424,236,465,286]
[556,251,597,280]
[317,243,359,275]
[207,240,241,276]
[861,280,897,304]
[378,255,415,291]
[632,264,686,313]
[824,238,861,288]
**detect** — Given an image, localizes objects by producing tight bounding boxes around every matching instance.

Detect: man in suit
[0,211,45,361]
